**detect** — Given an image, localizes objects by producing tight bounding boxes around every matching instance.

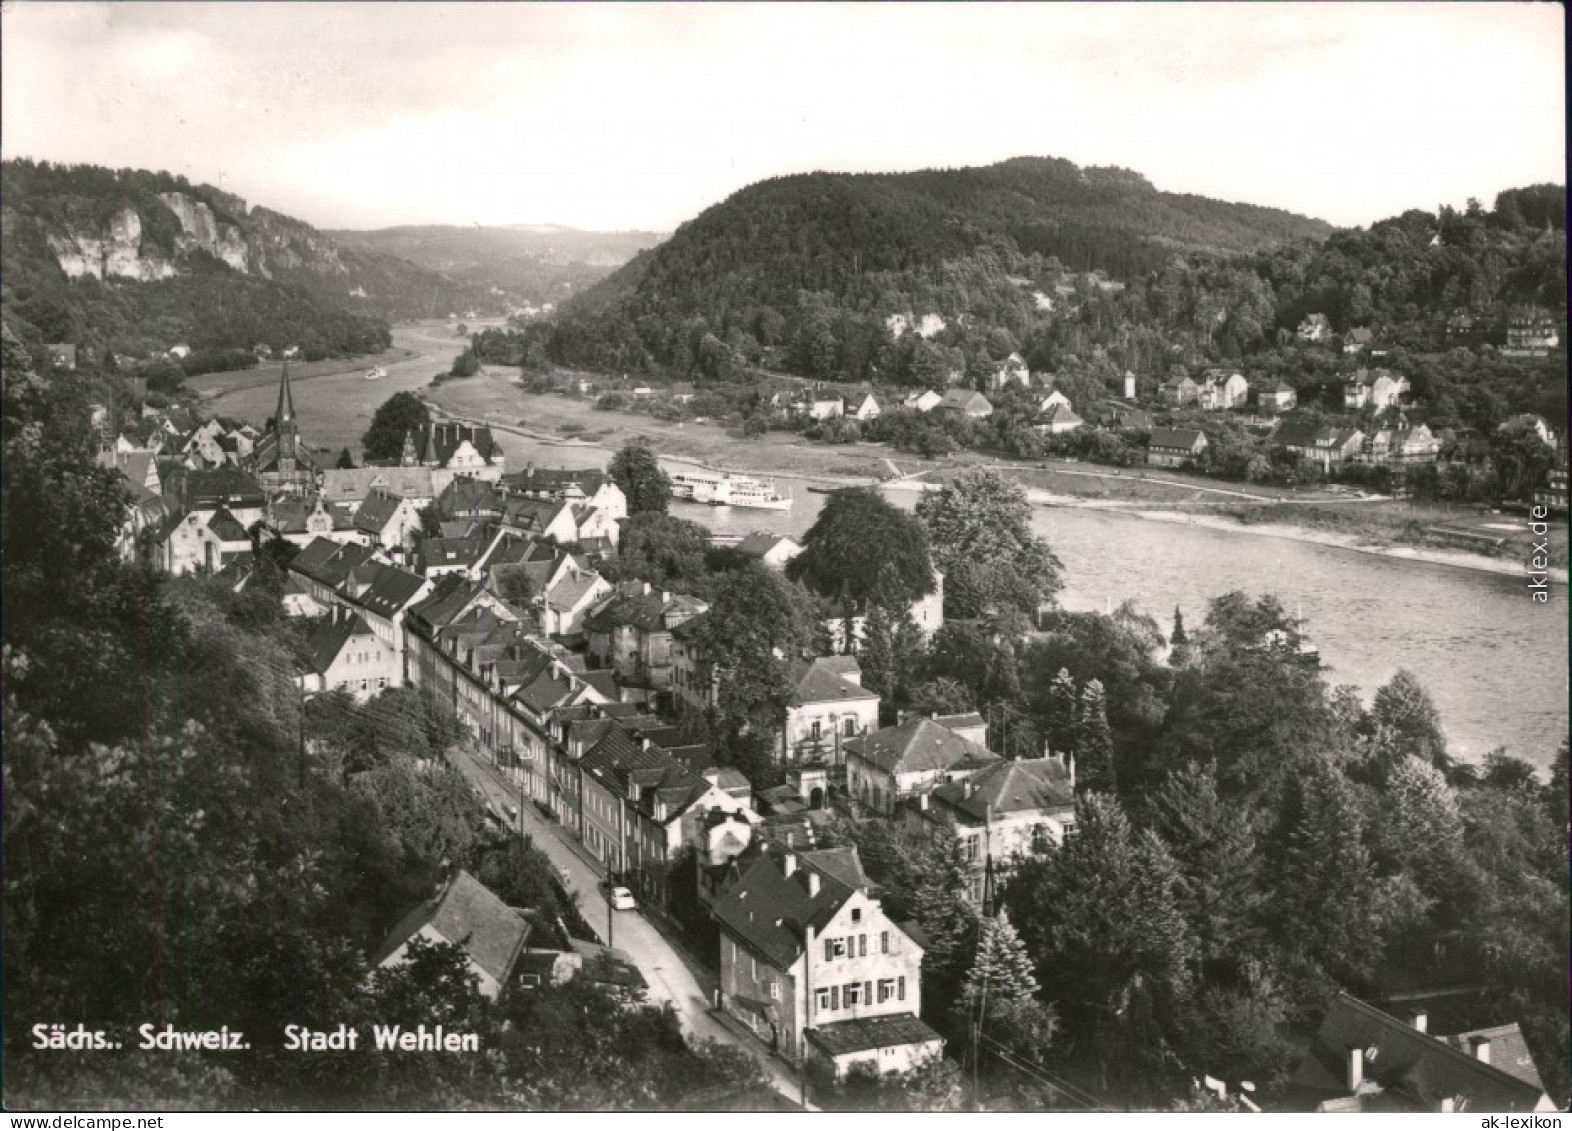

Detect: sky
[1,3,1564,233]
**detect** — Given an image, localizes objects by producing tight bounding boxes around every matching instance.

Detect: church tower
[274,362,298,472]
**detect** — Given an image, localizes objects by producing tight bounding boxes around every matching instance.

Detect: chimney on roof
[806,871,820,897]
[1469,1036,1491,1065]
[1346,1047,1365,1092]
[1410,1010,1428,1034]
[782,853,797,877]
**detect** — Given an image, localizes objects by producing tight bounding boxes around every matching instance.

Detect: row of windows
[824,929,891,961]
[816,977,903,1011]
[333,677,388,693]
[805,717,862,740]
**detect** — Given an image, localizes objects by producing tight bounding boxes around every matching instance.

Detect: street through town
[445,746,813,1108]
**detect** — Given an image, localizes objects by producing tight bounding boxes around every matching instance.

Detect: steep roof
[370,870,530,987]
[184,467,266,508]
[409,422,501,466]
[504,466,609,495]
[926,757,1074,821]
[291,539,377,589]
[936,389,993,414]
[418,536,484,571]
[787,656,878,708]
[735,532,799,559]
[321,466,435,506]
[438,476,503,516]
[354,488,408,535]
[1039,403,1083,427]
[844,717,998,776]
[1288,993,1547,1113]
[710,843,856,970]
[303,610,376,675]
[1439,1025,1548,1094]
[207,507,251,543]
[356,565,427,620]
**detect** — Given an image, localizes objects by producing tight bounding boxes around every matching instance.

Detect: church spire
[275,361,296,427]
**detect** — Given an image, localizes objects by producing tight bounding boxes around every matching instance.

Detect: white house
[298,606,401,701]
[903,390,943,414]
[778,657,882,767]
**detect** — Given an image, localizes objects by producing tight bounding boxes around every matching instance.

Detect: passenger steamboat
[669,470,792,511]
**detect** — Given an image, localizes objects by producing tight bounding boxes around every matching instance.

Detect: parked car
[608,885,637,911]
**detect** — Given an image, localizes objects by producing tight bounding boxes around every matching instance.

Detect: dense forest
[501,160,1563,428]
[0,160,493,371]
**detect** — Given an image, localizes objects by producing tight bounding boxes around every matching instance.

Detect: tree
[1371,669,1450,772]
[335,446,356,469]
[787,488,934,616]
[962,911,1040,1007]
[417,501,443,539]
[1043,667,1079,754]
[493,565,535,609]
[857,602,924,712]
[608,439,672,515]
[690,564,823,738]
[612,512,712,590]
[1074,680,1114,793]
[1373,755,1465,898]
[1141,762,1265,973]
[915,468,1063,621]
[450,348,480,377]
[362,392,429,462]
[906,677,975,718]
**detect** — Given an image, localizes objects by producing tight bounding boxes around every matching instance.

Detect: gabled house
[1258,382,1298,413]
[320,466,437,510]
[1274,420,1367,472]
[288,537,383,605]
[1034,402,1083,435]
[934,389,993,419]
[1146,428,1208,468]
[1160,372,1199,407]
[843,717,999,816]
[399,422,506,485]
[1286,993,1555,1112]
[1297,313,1333,342]
[539,564,613,636]
[353,488,425,550]
[1035,389,1073,415]
[97,448,163,496]
[434,476,504,523]
[504,465,628,521]
[267,493,357,547]
[902,390,944,414]
[805,398,844,422]
[584,584,709,690]
[159,506,255,575]
[1499,414,1557,448]
[1343,327,1375,354]
[733,532,803,571]
[371,870,531,1001]
[298,606,399,701]
[711,842,941,1075]
[779,657,881,767]
[900,756,1075,904]
[417,534,486,578]
[1362,421,1440,466]
[176,467,268,524]
[1343,368,1409,410]
[845,392,882,421]
[988,352,1031,391]
[1197,369,1249,411]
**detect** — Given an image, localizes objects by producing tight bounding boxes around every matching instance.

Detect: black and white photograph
[1,1,1566,1116]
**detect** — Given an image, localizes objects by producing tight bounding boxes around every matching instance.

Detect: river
[203,325,1568,769]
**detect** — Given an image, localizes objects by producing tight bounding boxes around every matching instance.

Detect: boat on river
[364,365,388,381]
[670,470,792,511]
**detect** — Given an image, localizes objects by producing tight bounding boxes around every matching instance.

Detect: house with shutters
[843,717,999,817]
[371,871,530,1002]
[710,841,941,1076]
[1145,428,1209,468]
[779,657,882,767]
[900,755,1075,905]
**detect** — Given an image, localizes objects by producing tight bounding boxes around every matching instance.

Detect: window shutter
[859,934,867,957]
[897,976,905,1001]
[824,938,833,962]
[880,931,889,954]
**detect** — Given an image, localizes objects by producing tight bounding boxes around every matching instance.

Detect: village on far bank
[63,340,1566,1113]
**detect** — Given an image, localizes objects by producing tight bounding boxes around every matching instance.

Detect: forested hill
[1,159,492,366]
[540,155,1333,374]
[327,224,667,309]
[523,159,1562,398]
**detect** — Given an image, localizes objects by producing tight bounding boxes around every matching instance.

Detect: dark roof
[936,389,993,414]
[207,507,251,543]
[354,488,409,534]
[806,1015,943,1058]
[579,727,713,825]
[844,717,998,776]
[291,538,377,589]
[437,476,503,516]
[303,610,376,675]
[1147,427,1206,450]
[925,757,1074,821]
[799,846,870,892]
[185,467,265,508]
[502,466,608,495]
[579,670,620,700]
[1439,1025,1548,1094]
[787,657,878,707]
[409,422,501,466]
[370,870,529,987]
[406,574,484,632]
[710,843,854,969]
[356,565,427,620]
[1288,993,1547,1113]
[418,536,484,570]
